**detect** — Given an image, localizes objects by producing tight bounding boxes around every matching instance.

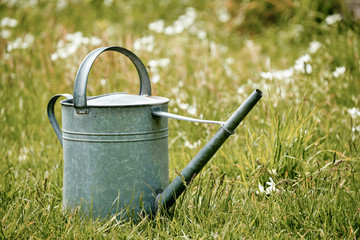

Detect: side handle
[47,94,73,147]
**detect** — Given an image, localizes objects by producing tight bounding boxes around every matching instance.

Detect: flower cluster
[51,32,101,61]
[325,13,342,25]
[259,38,325,86]
[348,107,360,119]
[148,7,197,35]
[332,66,346,78]
[7,34,34,52]
[217,7,231,23]
[1,17,18,39]
[184,139,201,149]
[148,58,170,84]
[175,98,197,116]
[133,35,155,52]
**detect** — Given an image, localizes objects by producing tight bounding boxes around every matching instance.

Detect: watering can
[47,46,262,219]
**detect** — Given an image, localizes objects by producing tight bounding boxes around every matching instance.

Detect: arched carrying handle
[73,46,152,110]
[47,94,73,147]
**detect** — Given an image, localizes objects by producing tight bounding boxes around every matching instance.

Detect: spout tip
[255,89,263,97]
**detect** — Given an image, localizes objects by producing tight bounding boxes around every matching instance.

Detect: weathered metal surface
[155,89,263,211]
[47,45,263,219]
[61,101,169,218]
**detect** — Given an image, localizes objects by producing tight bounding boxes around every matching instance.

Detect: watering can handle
[73,46,152,110]
[47,94,73,147]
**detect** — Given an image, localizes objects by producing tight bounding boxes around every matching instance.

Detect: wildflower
[217,7,231,23]
[0,29,11,39]
[305,64,312,74]
[133,35,154,52]
[325,13,342,25]
[103,0,113,6]
[148,19,165,33]
[184,139,201,149]
[187,105,197,116]
[147,58,170,84]
[265,177,277,193]
[1,17,18,28]
[260,68,294,81]
[237,86,245,95]
[148,58,170,68]
[100,78,107,86]
[308,41,321,54]
[256,177,279,195]
[7,34,34,52]
[348,107,360,119]
[256,183,265,194]
[51,32,101,61]
[196,30,207,40]
[176,98,189,110]
[294,54,311,73]
[155,7,197,35]
[260,71,274,80]
[332,66,346,78]
[352,126,360,132]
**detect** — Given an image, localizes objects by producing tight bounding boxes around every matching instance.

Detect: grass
[1,0,360,238]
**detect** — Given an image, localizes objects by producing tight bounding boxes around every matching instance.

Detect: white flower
[152,73,160,84]
[217,7,231,23]
[7,34,34,52]
[187,105,197,116]
[103,0,113,6]
[352,126,360,132]
[256,177,279,195]
[325,13,342,25]
[100,78,107,86]
[305,63,312,74]
[162,7,197,35]
[177,99,189,110]
[51,32,101,61]
[89,36,101,46]
[294,54,311,73]
[0,29,11,39]
[148,58,170,68]
[148,19,165,33]
[237,86,245,95]
[308,41,321,54]
[256,183,265,195]
[184,139,201,149]
[196,30,207,39]
[148,58,170,84]
[348,107,360,119]
[133,35,154,52]
[260,68,294,81]
[260,71,273,80]
[265,177,277,194]
[1,17,18,28]
[332,66,346,78]
[226,57,235,65]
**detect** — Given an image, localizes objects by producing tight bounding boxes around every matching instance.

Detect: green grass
[1,0,360,238]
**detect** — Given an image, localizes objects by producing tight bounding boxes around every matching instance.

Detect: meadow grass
[1,0,360,239]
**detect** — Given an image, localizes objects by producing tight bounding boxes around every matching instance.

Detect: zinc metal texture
[61,103,169,218]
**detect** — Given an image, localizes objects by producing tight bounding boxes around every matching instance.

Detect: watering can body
[48,46,262,219]
[61,96,169,217]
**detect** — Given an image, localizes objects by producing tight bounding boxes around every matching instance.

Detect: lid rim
[60,92,169,107]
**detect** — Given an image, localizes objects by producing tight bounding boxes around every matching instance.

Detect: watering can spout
[155,89,263,211]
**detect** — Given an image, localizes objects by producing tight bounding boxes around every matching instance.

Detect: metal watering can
[47,46,262,219]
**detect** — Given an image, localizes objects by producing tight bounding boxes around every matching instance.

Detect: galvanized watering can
[47,46,262,219]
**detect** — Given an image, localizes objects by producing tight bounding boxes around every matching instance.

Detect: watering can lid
[63,92,169,107]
